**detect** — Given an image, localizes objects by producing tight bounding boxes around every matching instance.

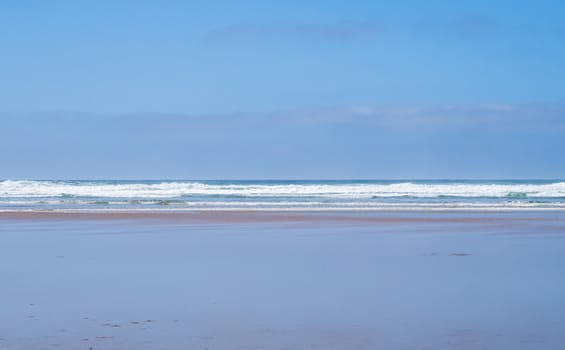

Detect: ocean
[1,179,565,211]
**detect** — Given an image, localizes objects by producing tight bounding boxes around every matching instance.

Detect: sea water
[1,179,565,211]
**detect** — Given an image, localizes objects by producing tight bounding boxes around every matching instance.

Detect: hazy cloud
[450,13,498,37]
[5,104,563,132]
[201,14,557,49]
[203,20,381,45]
[251,104,565,131]
[2,104,564,179]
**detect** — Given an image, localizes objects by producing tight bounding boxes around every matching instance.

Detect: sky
[1,0,564,179]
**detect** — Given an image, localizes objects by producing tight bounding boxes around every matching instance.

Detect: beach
[4,0,564,348]
[1,210,565,349]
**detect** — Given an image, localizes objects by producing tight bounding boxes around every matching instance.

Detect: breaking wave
[2,180,565,210]
[1,180,565,199]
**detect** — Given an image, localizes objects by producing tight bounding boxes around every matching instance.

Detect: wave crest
[2,180,565,199]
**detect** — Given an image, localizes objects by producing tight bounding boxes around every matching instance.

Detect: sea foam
[1,180,565,198]
[2,180,565,210]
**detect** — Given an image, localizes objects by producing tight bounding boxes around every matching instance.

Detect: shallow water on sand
[1,212,565,349]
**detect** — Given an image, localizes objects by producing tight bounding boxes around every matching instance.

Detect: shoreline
[2,208,564,223]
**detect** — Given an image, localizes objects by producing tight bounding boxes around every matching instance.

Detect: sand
[1,210,565,349]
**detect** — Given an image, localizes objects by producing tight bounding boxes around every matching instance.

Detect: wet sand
[1,209,564,224]
[1,211,565,349]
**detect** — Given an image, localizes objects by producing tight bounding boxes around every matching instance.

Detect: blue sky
[1,0,564,179]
